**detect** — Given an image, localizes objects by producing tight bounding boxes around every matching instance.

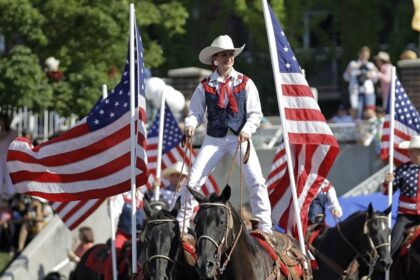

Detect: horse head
[358,203,392,273]
[139,197,182,280]
[189,185,242,279]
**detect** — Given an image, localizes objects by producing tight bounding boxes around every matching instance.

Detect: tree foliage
[0,46,52,111]
[0,0,416,117]
[0,0,188,117]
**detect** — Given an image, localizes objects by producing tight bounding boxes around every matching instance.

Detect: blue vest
[117,203,144,234]
[202,75,249,138]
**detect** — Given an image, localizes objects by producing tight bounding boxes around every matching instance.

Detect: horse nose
[205,260,215,273]
[380,259,392,270]
[198,260,216,277]
[152,276,169,280]
[206,261,214,270]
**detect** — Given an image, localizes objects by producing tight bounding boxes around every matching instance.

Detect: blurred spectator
[400,49,418,60]
[0,113,18,198]
[68,226,94,263]
[17,197,49,252]
[8,194,27,254]
[21,129,33,142]
[150,162,188,208]
[343,46,378,119]
[43,271,65,280]
[329,104,354,123]
[357,107,384,152]
[103,199,144,280]
[308,178,343,225]
[374,51,392,109]
[0,198,14,253]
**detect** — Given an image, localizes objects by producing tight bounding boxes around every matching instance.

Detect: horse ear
[383,205,392,216]
[170,197,181,216]
[187,186,205,203]
[367,203,373,216]
[143,196,152,218]
[220,185,231,202]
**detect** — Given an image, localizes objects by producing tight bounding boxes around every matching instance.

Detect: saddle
[182,233,198,266]
[85,244,109,274]
[250,230,311,280]
[305,222,327,245]
[400,225,420,257]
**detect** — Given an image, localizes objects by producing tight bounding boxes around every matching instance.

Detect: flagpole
[261,0,307,256]
[385,66,396,280]
[154,90,166,201]
[103,84,118,280]
[129,3,138,274]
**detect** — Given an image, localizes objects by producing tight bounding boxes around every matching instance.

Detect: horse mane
[149,208,176,220]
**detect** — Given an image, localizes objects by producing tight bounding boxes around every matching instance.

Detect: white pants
[177,134,272,233]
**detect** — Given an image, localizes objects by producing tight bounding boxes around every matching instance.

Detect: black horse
[310,204,392,280]
[391,225,420,280]
[138,198,198,280]
[189,185,311,280]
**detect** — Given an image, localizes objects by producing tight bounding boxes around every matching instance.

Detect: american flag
[7,24,148,202]
[146,105,219,196]
[264,3,339,237]
[51,199,105,230]
[380,77,420,165]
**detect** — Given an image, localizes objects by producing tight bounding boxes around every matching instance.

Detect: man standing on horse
[383,135,420,258]
[180,35,273,235]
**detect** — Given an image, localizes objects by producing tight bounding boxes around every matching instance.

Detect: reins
[178,135,193,237]
[314,214,389,279]
[225,139,250,219]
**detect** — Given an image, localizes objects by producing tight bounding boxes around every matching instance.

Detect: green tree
[0,0,188,117]
[0,46,52,111]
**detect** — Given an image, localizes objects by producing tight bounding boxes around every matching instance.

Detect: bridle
[336,214,390,278]
[140,218,180,278]
[196,202,243,276]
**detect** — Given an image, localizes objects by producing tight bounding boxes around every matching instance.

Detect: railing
[0,105,77,142]
[1,106,376,150]
[342,165,388,197]
[190,121,376,149]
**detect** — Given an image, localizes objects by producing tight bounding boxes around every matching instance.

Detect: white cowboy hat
[198,35,245,65]
[162,162,189,178]
[399,135,420,149]
[375,51,390,63]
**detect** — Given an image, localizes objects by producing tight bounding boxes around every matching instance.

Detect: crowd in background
[0,194,53,256]
[327,47,419,152]
[0,113,54,258]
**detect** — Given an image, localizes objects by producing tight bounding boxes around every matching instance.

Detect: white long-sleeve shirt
[343,59,378,96]
[185,68,263,136]
[325,186,343,217]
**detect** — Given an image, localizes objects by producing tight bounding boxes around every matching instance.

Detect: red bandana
[217,77,238,113]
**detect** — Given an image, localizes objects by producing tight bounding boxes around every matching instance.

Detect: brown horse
[189,185,311,280]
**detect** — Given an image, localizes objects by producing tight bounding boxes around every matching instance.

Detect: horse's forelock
[208,192,220,202]
[149,208,176,220]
